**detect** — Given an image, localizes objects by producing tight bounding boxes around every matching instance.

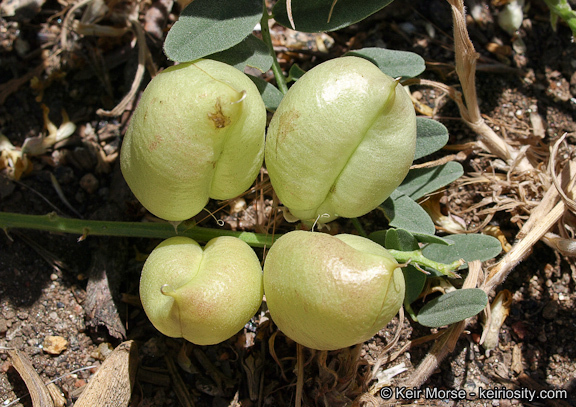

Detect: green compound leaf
[417,288,488,327]
[345,48,425,79]
[164,0,262,62]
[422,234,502,265]
[248,75,284,112]
[415,118,449,161]
[208,35,273,73]
[385,229,425,305]
[380,190,435,235]
[273,0,395,33]
[397,161,464,201]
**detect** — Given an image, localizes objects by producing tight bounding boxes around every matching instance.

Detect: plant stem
[1,212,466,275]
[350,218,368,238]
[388,249,464,278]
[404,301,418,322]
[0,212,276,248]
[260,4,289,94]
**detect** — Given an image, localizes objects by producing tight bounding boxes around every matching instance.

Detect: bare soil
[1,0,576,406]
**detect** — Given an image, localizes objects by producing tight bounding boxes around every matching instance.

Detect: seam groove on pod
[368,267,397,333]
[320,80,399,214]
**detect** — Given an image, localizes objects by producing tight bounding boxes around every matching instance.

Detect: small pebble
[43,335,68,355]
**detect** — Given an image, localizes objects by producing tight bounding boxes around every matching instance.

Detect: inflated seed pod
[121,59,266,221]
[140,236,263,345]
[265,56,417,223]
[263,230,405,350]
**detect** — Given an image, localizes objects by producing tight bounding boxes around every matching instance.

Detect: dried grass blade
[446,0,481,123]
[287,0,296,29]
[268,331,290,382]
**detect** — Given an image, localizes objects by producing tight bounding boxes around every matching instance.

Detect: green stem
[388,249,464,278]
[0,212,277,248]
[404,301,418,322]
[350,218,368,238]
[260,3,289,94]
[1,212,466,276]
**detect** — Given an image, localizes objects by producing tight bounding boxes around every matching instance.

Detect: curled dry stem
[97,19,156,116]
[550,133,576,213]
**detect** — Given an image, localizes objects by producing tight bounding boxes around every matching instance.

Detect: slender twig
[295,343,304,407]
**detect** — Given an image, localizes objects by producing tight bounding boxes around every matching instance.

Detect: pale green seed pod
[265,56,417,223]
[121,59,266,221]
[263,230,405,350]
[140,236,263,345]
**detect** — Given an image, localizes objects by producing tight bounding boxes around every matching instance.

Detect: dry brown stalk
[7,349,55,407]
[46,383,66,407]
[445,0,533,173]
[490,205,565,289]
[550,134,576,212]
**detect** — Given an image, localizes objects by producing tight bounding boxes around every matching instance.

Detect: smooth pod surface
[121,59,266,221]
[265,56,417,223]
[263,230,405,350]
[140,236,263,345]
